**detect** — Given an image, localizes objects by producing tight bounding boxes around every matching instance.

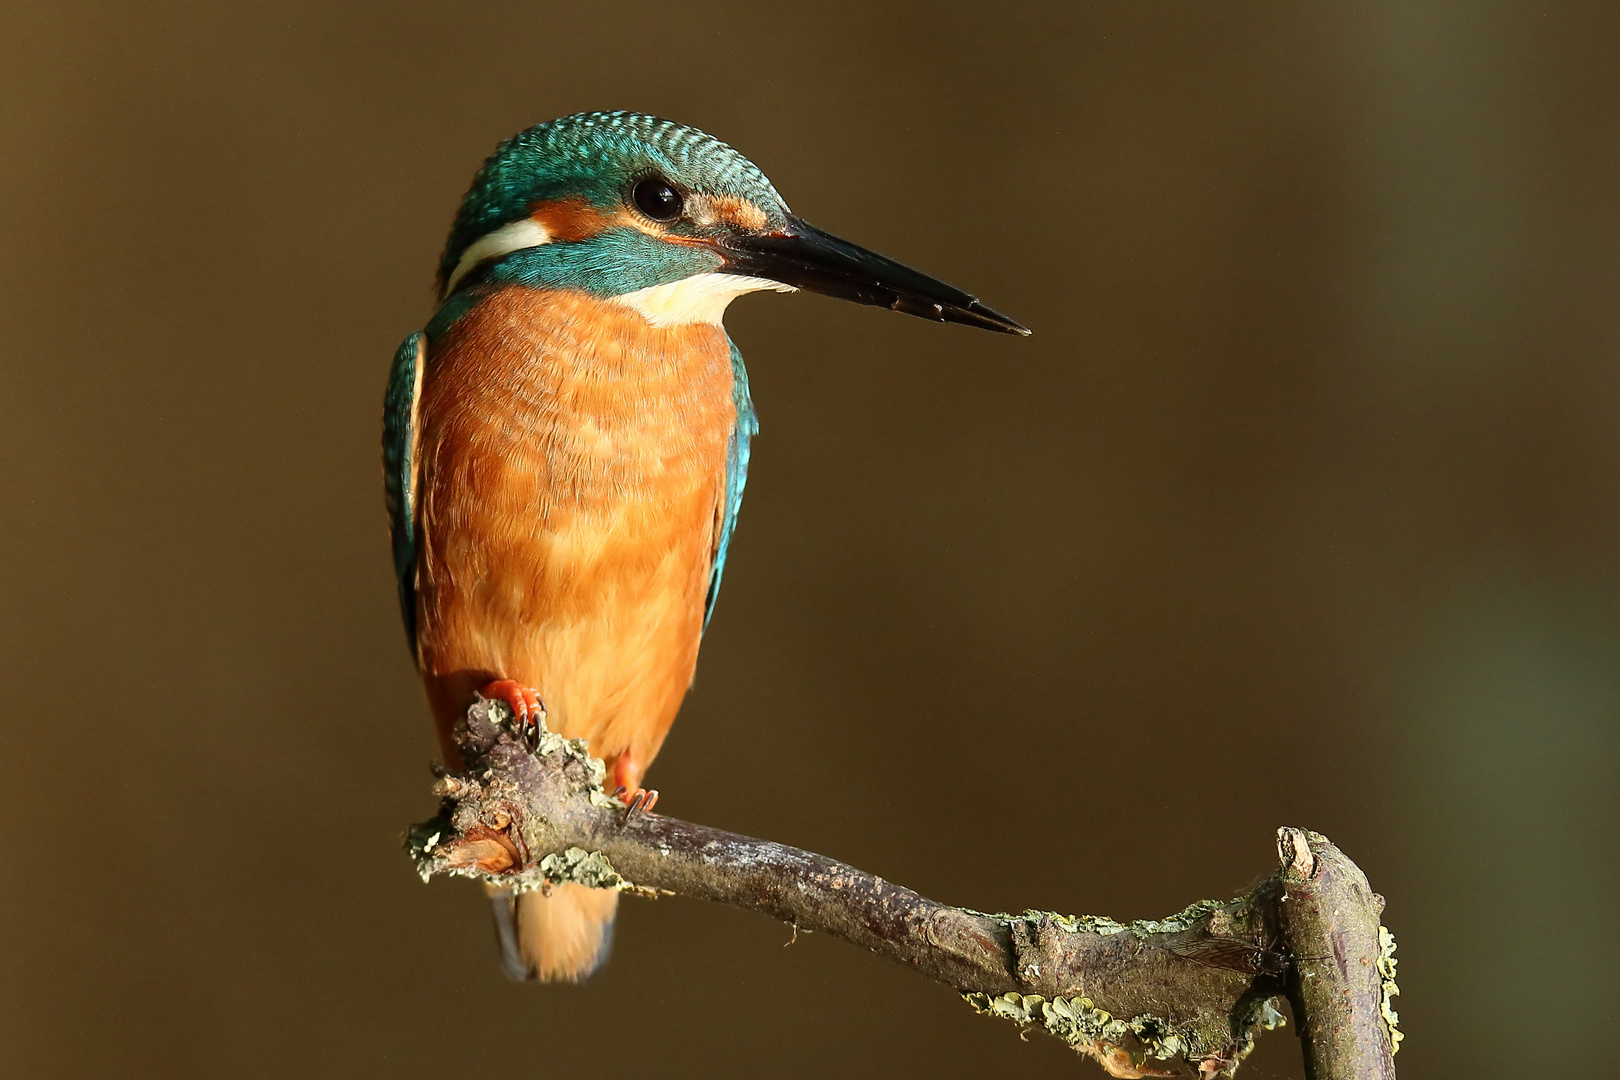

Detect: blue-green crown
[437,111,788,289]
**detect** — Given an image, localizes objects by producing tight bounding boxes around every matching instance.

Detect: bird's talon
[618,786,659,826]
[479,679,546,751]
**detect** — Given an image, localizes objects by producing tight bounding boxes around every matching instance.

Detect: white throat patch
[612,273,794,327]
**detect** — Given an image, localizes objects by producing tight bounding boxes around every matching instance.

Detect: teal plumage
[437,111,786,293]
[707,337,757,628]
[382,331,423,650]
[427,228,722,335]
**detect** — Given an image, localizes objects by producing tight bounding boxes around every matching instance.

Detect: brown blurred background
[2,2,1616,1077]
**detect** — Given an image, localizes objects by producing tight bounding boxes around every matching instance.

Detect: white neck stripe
[443,218,552,295]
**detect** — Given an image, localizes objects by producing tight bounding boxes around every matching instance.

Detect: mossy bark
[409,702,1397,1079]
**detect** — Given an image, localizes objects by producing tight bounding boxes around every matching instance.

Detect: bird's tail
[489,883,618,982]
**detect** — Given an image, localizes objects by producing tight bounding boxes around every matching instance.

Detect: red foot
[611,754,659,824]
[479,679,546,751]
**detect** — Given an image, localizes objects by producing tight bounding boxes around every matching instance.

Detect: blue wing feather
[383,331,425,655]
[704,335,757,629]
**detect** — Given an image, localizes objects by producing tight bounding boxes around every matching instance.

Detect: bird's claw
[613,784,659,826]
[479,679,546,753]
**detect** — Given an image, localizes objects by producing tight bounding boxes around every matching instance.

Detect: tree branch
[1275,829,1402,1078]
[407,702,1400,1079]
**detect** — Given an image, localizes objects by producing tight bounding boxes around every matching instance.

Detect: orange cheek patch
[708,196,768,231]
[528,194,766,243]
[530,197,621,241]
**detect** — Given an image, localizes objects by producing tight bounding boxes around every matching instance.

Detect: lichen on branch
[406,702,1397,1080]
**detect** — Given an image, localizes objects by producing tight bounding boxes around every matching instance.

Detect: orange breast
[413,287,736,771]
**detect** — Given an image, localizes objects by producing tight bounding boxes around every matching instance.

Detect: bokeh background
[3,2,1616,1077]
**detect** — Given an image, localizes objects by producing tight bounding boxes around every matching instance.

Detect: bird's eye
[632,176,683,221]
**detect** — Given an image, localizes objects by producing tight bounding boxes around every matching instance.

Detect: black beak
[717,215,1031,336]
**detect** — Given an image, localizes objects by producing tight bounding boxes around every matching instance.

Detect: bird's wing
[383,330,426,655]
[704,335,758,630]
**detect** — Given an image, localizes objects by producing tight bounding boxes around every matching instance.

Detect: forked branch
[407,702,1400,1079]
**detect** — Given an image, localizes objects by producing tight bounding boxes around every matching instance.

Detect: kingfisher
[384,111,1027,983]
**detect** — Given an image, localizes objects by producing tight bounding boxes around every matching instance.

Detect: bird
[383,111,1027,983]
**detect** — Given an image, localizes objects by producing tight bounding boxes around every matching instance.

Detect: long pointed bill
[717,216,1031,335]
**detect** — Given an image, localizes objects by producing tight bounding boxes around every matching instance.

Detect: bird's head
[434,111,1028,335]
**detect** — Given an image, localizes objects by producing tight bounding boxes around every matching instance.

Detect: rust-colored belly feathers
[414,288,736,771]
